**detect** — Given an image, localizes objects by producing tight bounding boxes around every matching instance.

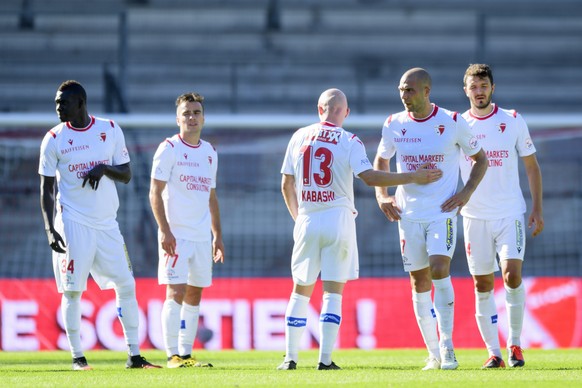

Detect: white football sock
[475,290,502,358]
[284,292,310,362]
[62,291,83,358]
[178,303,200,357]
[162,299,182,357]
[319,293,342,365]
[433,276,455,349]
[505,282,525,348]
[115,282,141,356]
[412,290,440,358]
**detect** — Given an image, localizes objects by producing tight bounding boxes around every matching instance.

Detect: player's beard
[473,93,492,110]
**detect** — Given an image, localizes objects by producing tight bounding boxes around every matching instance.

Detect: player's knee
[63,291,82,301]
[115,279,136,299]
[503,271,521,289]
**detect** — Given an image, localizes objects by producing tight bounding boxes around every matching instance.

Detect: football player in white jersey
[39,80,161,370]
[277,88,443,371]
[461,64,544,369]
[150,92,224,368]
[374,68,489,370]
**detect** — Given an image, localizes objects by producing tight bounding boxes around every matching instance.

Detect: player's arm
[83,162,132,190]
[149,178,176,256]
[281,173,298,221]
[523,154,544,236]
[209,188,225,263]
[441,148,488,213]
[359,163,442,187]
[39,175,66,253]
[372,154,401,222]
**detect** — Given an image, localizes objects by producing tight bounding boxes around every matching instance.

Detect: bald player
[374,68,488,370]
[278,88,443,370]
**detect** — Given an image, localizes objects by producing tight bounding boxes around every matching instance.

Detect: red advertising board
[0,277,580,351]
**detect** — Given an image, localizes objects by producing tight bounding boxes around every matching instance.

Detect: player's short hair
[58,80,87,102]
[464,64,494,86]
[176,92,205,113]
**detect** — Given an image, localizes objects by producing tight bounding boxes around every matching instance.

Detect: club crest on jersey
[68,139,73,145]
[401,128,407,136]
[498,123,507,133]
[435,125,445,135]
[100,132,107,142]
[208,156,213,165]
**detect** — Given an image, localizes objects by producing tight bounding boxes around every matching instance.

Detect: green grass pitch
[1,349,581,387]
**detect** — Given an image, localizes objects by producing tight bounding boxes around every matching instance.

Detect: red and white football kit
[281,121,373,285]
[38,116,133,292]
[461,104,536,274]
[151,134,217,287]
[377,105,480,271]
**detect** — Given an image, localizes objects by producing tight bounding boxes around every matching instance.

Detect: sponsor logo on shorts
[446,218,454,251]
[320,313,342,325]
[515,220,524,253]
[430,308,436,318]
[286,317,307,327]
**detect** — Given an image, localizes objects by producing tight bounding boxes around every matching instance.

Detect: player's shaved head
[318,88,348,111]
[317,88,350,126]
[401,68,431,88]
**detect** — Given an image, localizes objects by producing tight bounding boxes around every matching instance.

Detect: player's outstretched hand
[46,228,66,253]
[378,196,401,222]
[412,162,443,184]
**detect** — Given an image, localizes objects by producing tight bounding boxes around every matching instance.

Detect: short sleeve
[515,113,536,157]
[112,122,131,165]
[151,140,175,182]
[211,148,218,189]
[377,118,396,160]
[349,135,372,177]
[456,115,480,157]
[38,132,58,177]
[281,133,297,176]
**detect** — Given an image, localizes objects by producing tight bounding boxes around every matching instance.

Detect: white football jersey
[38,116,131,229]
[281,121,373,215]
[460,104,536,219]
[151,134,217,241]
[377,105,480,222]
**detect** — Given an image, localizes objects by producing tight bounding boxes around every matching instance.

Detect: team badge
[435,125,445,135]
[100,132,107,141]
[498,123,506,133]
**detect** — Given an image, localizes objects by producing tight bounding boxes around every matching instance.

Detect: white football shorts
[291,207,358,285]
[463,215,526,276]
[397,217,457,272]
[157,238,212,287]
[52,217,135,293]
